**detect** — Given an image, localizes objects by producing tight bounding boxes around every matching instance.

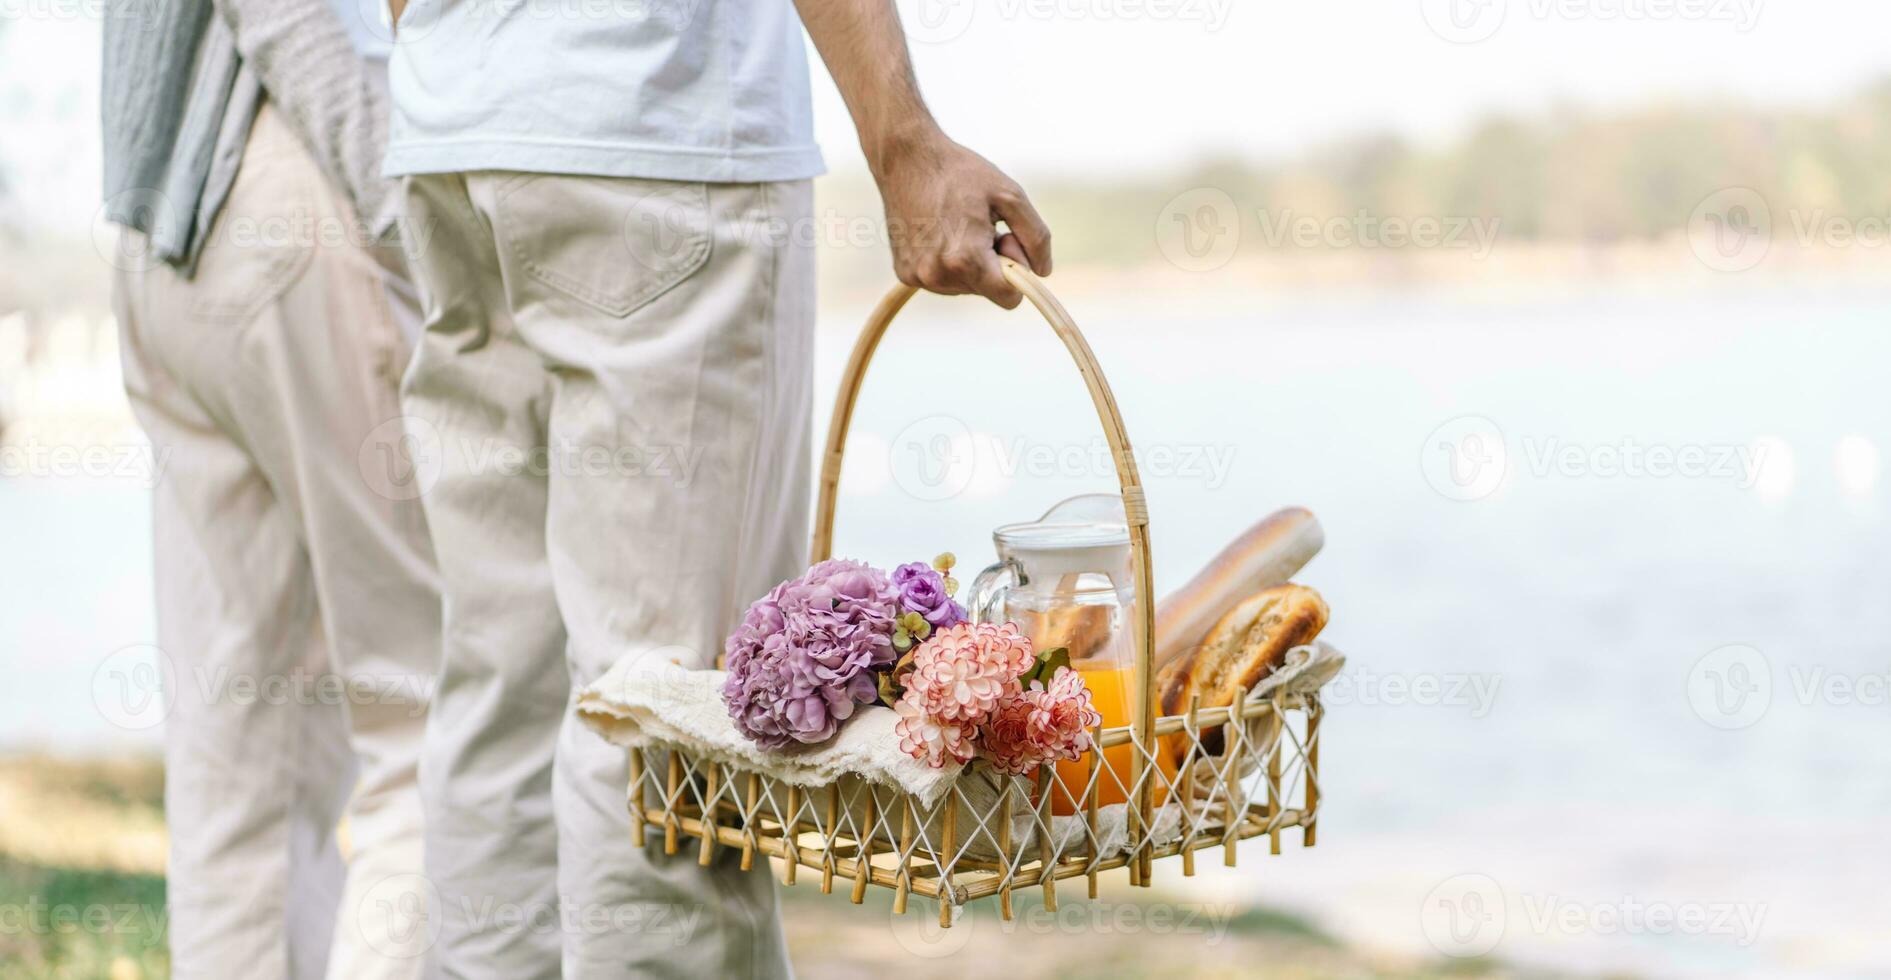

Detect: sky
[4,0,1891,233]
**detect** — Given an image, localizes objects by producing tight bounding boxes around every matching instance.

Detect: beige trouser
[113,104,439,980]
[398,172,812,979]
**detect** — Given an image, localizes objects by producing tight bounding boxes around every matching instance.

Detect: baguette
[1038,601,1114,662]
[1153,508,1324,672]
[1157,583,1329,758]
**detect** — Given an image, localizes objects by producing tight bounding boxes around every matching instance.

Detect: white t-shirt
[382,0,825,182]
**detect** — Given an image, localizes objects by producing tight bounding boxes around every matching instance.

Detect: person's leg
[203,106,442,980]
[115,213,348,980]
[116,101,441,980]
[470,173,814,978]
[399,171,567,980]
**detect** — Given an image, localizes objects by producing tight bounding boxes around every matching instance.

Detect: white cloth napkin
[576,655,964,807]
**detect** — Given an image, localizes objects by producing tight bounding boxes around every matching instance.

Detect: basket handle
[810,259,1159,869]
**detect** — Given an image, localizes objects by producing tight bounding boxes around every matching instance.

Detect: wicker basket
[626,260,1324,926]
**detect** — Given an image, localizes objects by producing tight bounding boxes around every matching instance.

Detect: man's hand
[796,0,1052,309]
[872,131,1051,309]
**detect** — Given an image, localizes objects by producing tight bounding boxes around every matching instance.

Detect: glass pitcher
[968,496,1173,812]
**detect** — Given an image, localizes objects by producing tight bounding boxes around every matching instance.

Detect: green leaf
[876,670,904,707]
[1020,646,1070,688]
[879,650,920,706]
[897,611,932,643]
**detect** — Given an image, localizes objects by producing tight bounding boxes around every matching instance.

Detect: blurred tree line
[1025,78,1891,265]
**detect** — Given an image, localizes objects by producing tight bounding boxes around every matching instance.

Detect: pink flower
[893,621,1035,767]
[978,693,1041,775]
[980,667,1102,776]
[905,621,1032,721]
[894,697,980,768]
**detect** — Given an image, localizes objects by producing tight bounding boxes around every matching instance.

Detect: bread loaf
[1153,508,1324,671]
[1157,583,1329,759]
[1038,601,1113,662]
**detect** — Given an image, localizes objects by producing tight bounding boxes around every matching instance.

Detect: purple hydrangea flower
[892,561,968,629]
[722,559,901,747]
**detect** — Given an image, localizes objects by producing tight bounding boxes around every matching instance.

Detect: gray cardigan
[101,0,397,273]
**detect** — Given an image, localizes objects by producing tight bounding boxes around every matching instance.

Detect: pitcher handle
[967,558,1021,625]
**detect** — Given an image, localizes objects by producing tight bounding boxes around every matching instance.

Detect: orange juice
[1048,662,1179,815]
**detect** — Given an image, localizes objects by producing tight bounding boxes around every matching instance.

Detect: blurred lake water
[4,279,1887,978]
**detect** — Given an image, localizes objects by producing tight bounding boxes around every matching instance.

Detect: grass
[0,752,1583,979]
[0,856,169,980]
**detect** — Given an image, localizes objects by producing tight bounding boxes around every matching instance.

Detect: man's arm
[795,0,1051,308]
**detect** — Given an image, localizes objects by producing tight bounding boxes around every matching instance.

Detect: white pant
[398,172,813,979]
[114,104,439,980]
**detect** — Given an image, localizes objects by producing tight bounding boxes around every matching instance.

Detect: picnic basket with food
[577,259,1345,926]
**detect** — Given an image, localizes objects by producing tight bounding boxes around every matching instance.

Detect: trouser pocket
[493,174,712,319]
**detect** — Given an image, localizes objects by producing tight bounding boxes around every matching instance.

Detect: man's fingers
[996,232,1030,268]
[970,249,1022,309]
[992,188,1053,276]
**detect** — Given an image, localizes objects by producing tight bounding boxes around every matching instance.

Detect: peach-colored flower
[894,696,980,768]
[980,667,1101,776]
[894,621,1036,766]
[888,700,983,768]
[904,621,1032,722]
[978,692,1041,775]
